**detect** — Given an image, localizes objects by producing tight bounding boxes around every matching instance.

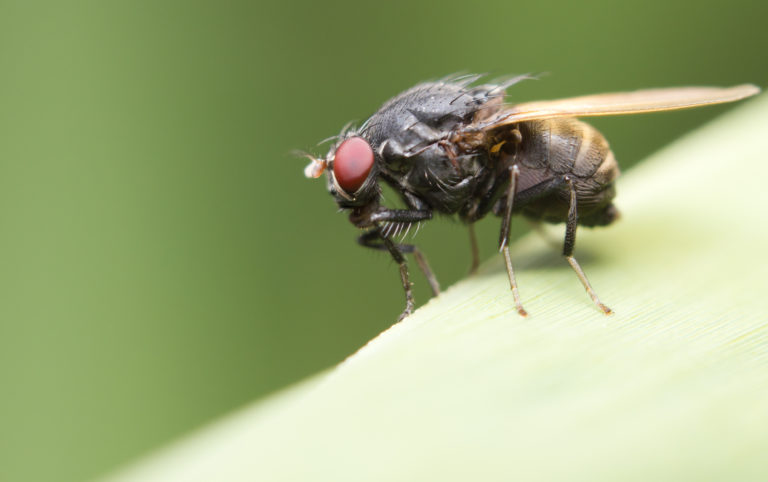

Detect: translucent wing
[477,84,760,129]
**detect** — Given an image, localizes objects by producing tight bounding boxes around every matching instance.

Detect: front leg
[385,235,415,322]
[369,208,432,224]
[357,208,437,321]
[358,229,440,298]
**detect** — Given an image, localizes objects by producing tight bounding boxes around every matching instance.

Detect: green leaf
[108,94,768,482]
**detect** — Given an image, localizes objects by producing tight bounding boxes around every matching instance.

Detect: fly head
[303,130,381,215]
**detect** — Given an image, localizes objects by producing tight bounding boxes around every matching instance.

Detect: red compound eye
[333,136,374,194]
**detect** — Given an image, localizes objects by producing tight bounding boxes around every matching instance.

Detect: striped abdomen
[513,118,621,226]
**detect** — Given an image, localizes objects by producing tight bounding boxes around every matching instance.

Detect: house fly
[303,75,759,320]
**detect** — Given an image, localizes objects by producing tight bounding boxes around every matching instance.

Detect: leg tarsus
[396,262,415,321]
[566,255,612,315]
[380,235,416,321]
[499,165,528,317]
[503,245,528,317]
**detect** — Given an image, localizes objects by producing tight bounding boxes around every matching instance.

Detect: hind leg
[563,177,613,314]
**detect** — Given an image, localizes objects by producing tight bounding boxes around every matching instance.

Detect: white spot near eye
[304,158,326,178]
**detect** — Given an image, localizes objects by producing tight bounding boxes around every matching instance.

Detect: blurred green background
[0,0,764,480]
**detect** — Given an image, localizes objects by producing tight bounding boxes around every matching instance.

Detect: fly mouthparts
[304,158,327,178]
[295,151,327,178]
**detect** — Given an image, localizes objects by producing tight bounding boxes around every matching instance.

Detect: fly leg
[563,177,613,314]
[525,219,561,250]
[358,230,440,298]
[369,208,432,225]
[357,207,438,321]
[499,165,527,317]
[384,236,414,322]
[367,208,439,296]
[358,231,437,321]
[468,224,480,275]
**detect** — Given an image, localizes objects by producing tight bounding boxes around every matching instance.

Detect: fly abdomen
[516,118,618,186]
[510,118,620,226]
[567,119,619,186]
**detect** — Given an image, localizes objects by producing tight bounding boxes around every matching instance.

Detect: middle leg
[498,165,527,317]
[468,223,480,275]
